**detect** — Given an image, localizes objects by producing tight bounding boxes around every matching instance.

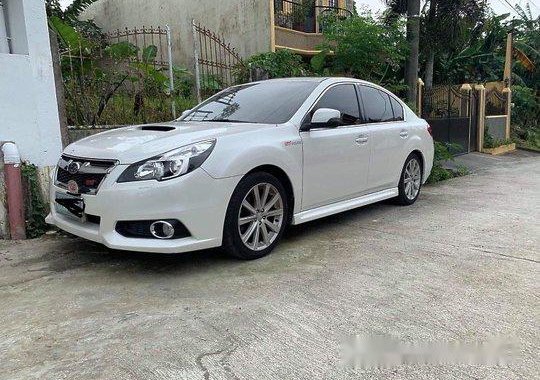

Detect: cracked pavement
[0,151,539,379]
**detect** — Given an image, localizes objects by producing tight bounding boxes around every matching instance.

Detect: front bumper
[46,165,241,253]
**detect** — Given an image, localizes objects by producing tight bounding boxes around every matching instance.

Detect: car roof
[252,77,374,86]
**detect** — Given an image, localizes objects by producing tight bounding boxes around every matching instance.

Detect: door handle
[399,130,409,138]
[355,135,369,144]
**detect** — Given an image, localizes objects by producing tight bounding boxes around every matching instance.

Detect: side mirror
[180,109,192,118]
[309,108,342,129]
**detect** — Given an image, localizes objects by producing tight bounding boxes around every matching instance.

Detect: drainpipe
[1,142,26,239]
[0,1,10,54]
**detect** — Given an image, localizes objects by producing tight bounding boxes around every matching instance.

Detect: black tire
[222,172,289,260]
[396,153,423,206]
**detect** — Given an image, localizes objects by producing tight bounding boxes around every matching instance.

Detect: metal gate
[192,21,245,102]
[422,85,477,155]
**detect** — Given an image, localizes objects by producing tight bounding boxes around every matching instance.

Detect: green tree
[421,0,489,88]
[46,0,97,21]
[385,0,421,103]
[320,14,407,92]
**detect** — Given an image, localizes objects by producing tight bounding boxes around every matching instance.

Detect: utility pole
[405,0,421,105]
[503,32,513,88]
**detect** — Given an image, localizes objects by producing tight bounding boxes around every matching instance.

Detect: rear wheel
[223,172,289,260]
[396,154,423,205]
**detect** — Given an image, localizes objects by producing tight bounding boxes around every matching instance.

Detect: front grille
[56,155,116,195]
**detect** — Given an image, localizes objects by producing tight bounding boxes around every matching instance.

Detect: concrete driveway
[1,151,538,380]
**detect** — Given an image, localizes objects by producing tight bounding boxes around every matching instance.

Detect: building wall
[0,0,63,238]
[83,0,274,70]
[274,26,324,54]
[0,0,62,167]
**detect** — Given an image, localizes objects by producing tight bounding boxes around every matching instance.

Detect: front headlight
[117,140,216,182]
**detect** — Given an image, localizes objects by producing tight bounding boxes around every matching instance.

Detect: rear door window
[358,86,394,123]
[390,96,404,121]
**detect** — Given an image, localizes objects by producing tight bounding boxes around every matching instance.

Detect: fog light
[150,221,175,239]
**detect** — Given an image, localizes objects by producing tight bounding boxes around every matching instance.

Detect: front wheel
[223,172,289,260]
[396,154,423,206]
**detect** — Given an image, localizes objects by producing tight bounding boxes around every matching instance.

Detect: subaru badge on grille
[67,180,79,194]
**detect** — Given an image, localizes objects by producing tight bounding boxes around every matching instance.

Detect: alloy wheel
[238,183,284,251]
[404,158,422,200]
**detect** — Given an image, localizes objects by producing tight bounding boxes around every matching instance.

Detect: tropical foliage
[236,50,310,82]
[318,14,407,93]
[46,2,195,126]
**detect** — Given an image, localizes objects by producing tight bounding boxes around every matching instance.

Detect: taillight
[427,124,433,137]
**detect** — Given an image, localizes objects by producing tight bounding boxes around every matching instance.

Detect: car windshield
[179,81,319,124]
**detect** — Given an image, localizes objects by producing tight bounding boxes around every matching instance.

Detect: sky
[355,0,539,17]
[59,0,539,17]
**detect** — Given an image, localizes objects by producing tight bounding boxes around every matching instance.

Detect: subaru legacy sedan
[46,78,434,259]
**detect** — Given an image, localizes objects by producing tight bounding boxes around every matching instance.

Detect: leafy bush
[511,85,540,150]
[319,14,407,89]
[484,126,514,149]
[21,164,48,238]
[50,16,188,126]
[427,142,469,184]
[235,50,309,82]
[427,142,454,183]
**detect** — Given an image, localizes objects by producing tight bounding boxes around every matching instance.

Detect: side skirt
[292,188,398,225]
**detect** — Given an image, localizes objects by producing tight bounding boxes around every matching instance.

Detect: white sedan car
[46,78,434,259]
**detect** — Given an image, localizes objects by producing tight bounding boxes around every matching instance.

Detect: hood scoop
[139,125,176,132]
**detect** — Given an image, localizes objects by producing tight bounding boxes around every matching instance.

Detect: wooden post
[475,84,486,152]
[416,78,424,116]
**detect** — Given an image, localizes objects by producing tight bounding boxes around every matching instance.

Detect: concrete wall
[0,0,63,238]
[0,158,7,238]
[486,116,508,141]
[0,1,62,167]
[274,26,324,54]
[83,0,273,70]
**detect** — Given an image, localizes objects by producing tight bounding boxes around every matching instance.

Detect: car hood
[63,121,274,164]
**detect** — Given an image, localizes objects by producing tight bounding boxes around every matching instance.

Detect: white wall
[0,0,62,167]
[0,0,62,238]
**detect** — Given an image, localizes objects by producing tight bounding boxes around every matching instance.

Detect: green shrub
[21,163,48,238]
[319,13,406,88]
[511,85,540,150]
[427,142,469,184]
[484,126,514,149]
[235,50,310,82]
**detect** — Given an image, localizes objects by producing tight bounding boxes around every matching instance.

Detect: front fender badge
[284,140,302,147]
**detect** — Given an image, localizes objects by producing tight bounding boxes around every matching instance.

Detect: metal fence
[106,26,171,69]
[422,85,476,154]
[60,25,177,126]
[485,88,508,116]
[274,0,352,33]
[192,21,245,102]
